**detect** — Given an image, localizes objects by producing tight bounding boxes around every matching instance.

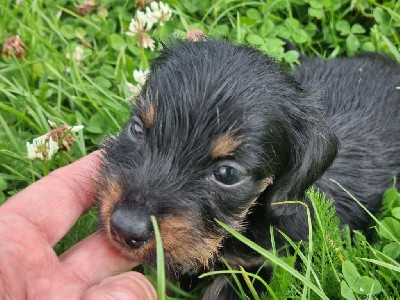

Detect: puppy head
[96,40,338,273]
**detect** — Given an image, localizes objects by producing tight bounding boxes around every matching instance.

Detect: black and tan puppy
[96,40,400,298]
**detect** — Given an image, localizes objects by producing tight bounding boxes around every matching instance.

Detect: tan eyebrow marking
[211,133,242,159]
[259,176,274,193]
[140,103,156,128]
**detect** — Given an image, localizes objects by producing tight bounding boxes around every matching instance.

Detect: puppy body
[97,40,400,299]
[298,54,400,227]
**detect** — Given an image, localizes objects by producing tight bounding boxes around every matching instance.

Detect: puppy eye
[213,166,245,185]
[128,116,144,140]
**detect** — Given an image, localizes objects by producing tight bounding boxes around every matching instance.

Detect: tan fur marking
[211,134,242,159]
[98,178,125,256]
[259,176,274,193]
[159,215,223,271]
[99,180,122,223]
[97,174,149,262]
[141,104,156,128]
[102,211,223,272]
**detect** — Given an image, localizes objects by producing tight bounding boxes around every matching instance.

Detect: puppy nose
[110,209,153,249]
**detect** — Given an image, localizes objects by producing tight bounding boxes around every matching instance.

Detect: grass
[1,0,400,299]
[151,216,167,300]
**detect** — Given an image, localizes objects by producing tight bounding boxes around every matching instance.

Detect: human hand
[0,151,156,299]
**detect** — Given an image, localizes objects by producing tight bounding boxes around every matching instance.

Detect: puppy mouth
[105,214,224,273]
[95,174,224,273]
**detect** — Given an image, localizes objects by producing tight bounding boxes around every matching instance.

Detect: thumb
[83,271,157,300]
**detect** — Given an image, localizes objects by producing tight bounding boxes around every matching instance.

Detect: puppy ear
[264,90,339,215]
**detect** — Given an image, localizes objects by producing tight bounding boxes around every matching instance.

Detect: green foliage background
[0,0,399,298]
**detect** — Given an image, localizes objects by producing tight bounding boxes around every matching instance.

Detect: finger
[83,272,157,300]
[2,151,102,246]
[60,232,139,284]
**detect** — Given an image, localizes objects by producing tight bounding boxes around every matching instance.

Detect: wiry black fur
[298,53,400,227]
[97,40,400,299]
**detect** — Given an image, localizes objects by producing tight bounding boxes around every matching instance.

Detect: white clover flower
[147,1,172,26]
[126,19,140,37]
[125,2,172,51]
[138,10,154,30]
[126,69,149,101]
[126,11,154,37]
[46,120,84,151]
[125,2,171,51]
[75,0,96,15]
[26,136,59,161]
[2,35,26,59]
[66,45,84,64]
[126,11,156,51]
[139,32,155,51]
[133,69,149,86]
[47,119,84,133]
[126,82,142,98]
[73,45,84,62]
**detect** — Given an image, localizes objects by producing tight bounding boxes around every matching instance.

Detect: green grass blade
[239,266,261,300]
[358,258,400,273]
[151,216,166,300]
[331,179,400,244]
[212,219,329,300]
